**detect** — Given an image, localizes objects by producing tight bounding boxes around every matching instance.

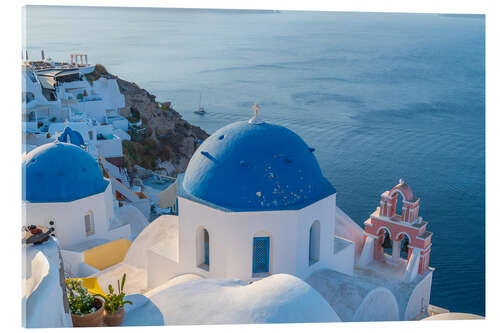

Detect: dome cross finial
[253,102,259,117]
[249,102,264,125]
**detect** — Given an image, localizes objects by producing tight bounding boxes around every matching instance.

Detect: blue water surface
[25,7,485,316]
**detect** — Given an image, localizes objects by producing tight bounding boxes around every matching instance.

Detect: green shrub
[128,107,141,124]
[84,64,109,85]
[97,273,132,315]
[66,279,100,316]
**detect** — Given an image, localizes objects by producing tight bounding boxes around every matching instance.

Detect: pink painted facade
[362,180,432,275]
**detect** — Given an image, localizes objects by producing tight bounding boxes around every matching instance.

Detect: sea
[25,6,485,316]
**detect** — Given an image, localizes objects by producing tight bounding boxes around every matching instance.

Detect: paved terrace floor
[307,258,432,321]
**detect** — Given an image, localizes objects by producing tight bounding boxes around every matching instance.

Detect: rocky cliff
[89,65,209,177]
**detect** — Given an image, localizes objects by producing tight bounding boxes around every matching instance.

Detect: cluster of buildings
[22,56,447,328]
[22,54,152,278]
[22,53,139,182]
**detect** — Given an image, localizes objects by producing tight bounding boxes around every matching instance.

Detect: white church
[23,105,439,327]
[22,140,148,277]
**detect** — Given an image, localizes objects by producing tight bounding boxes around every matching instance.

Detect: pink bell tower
[359,180,432,282]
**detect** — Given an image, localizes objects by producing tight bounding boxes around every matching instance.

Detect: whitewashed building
[93,107,435,323]
[22,58,129,171]
[174,110,342,281]
[24,106,438,326]
[22,141,147,276]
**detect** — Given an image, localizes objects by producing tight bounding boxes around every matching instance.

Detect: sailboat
[194,92,206,115]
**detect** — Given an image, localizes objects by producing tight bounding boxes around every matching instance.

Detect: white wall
[60,249,83,275]
[94,125,123,158]
[177,197,296,280]
[71,99,108,122]
[23,71,56,109]
[129,200,151,221]
[335,206,365,258]
[113,128,131,141]
[296,195,336,279]
[24,184,130,249]
[176,194,336,282]
[61,77,125,123]
[147,250,181,290]
[404,271,433,320]
[331,237,355,276]
[96,124,114,135]
[352,287,400,322]
[28,107,69,123]
[93,78,125,110]
[58,79,90,90]
[96,138,123,158]
[110,118,129,131]
[22,238,73,328]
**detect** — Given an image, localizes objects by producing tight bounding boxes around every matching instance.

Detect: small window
[84,211,95,236]
[88,131,93,140]
[253,237,270,274]
[309,220,320,265]
[197,227,210,270]
[203,229,209,266]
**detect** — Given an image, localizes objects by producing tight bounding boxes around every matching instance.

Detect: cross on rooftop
[249,102,264,125]
[253,102,260,117]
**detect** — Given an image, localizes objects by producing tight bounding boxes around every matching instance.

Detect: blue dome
[57,126,85,147]
[179,120,336,212]
[23,142,109,203]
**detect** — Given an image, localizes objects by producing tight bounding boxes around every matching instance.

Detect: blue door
[252,237,270,274]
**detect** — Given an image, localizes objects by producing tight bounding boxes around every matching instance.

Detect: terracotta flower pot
[103,306,125,326]
[71,297,105,327]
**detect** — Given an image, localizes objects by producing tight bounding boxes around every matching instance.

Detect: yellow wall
[83,238,131,270]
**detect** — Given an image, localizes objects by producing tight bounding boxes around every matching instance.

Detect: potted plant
[99,273,133,326]
[66,279,105,327]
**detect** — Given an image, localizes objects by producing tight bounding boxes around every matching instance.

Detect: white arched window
[84,211,95,236]
[309,220,320,265]
[196,227,210,270]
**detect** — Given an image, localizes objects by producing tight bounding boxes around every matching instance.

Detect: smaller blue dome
[23,142,109,203]
[57,126,85,147]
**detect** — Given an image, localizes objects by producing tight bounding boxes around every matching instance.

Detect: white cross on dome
[249,102,264,125]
